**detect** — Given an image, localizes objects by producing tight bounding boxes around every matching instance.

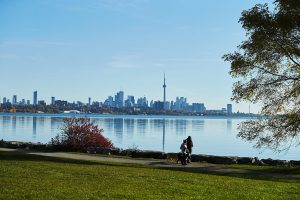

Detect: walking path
[1,148,300,180]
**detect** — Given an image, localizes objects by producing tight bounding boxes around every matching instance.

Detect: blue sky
[0,0,273,113]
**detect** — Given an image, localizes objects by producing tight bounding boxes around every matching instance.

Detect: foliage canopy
[223,0,300,151]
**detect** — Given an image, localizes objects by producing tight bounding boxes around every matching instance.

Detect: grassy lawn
[227,164,300,175]
[0,151,299,200]
[74,152,300,175]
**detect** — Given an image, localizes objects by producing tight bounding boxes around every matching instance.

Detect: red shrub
[51,118,113,151]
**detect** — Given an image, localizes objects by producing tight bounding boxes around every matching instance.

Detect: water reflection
[152,119,162,132]
[32,117,37,138]
[26,116,31,128]
[227,119,232,132]
[136,119,147,135]
[114,118,123,136]
[191,120,204,131]
[124,118,134,138]
[162,118,165,152]
[51,117,57,131]
[103,118,113,134]
[37,117,45,126]
[19,116,25,128]
[0,114,299,160]
[3,116,9,129]
[12,116,17,135]
[175,120,187,136]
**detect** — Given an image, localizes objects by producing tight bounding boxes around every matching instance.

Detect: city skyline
[0,0,273,114]
[0,89,232,114]
[0,73,233,113]
[0,74,241,113]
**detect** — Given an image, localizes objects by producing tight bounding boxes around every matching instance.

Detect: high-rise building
[115,91,124,108]
[150,100,154,109]
[174,97,188,111]
[163,74,166,110]
[104,96,114,107]
[38,100,46,105]
[128,96,135,105]
[54,100,68,107]
[27,100,30,105]
[76,101,84,107]
[51,97,55,105]
[153,101,164,111]
[125,95,135,107]
[88,97,91,106]
[33,91,38,105]
[192,103,206,113]
[12,95,17,105]
[3,97,6,104]
[227,104,233,114]
[165,101,170,110]
[137,97,148,108]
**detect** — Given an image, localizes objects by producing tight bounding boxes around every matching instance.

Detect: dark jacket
[187,138,193,150]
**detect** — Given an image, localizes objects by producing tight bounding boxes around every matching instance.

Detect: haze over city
[0,0,273,113]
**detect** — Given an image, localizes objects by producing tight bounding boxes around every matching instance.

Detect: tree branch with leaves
[223,0,300,151]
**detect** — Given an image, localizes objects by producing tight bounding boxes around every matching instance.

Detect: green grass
[73,151,300,175]
[0,151,299,200]
[226,164,300,175]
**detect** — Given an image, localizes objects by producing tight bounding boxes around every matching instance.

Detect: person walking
[179,139,189,165]
[186,136,193,162]
[180,139,188,154]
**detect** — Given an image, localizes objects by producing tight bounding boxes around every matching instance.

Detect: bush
[50,118,113,151]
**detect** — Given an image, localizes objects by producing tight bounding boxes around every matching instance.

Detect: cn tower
[163,73,166,110]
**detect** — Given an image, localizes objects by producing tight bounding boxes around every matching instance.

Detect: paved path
[1,148,300,180]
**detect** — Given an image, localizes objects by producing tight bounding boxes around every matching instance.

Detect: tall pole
[163,73,166,110]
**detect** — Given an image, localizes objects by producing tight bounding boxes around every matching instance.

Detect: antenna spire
[163,73,166,110]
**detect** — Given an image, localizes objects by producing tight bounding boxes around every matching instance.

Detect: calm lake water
[0,113,299,160]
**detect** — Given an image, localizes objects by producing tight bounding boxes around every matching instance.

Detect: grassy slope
[73,152,300,175]
[228,164,300,175]
[0,151,299,200]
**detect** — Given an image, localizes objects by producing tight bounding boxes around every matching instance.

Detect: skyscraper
[137,97,148,108]
[104,96,114,107]
[227,104,233,114]
[115,91,124,108]
[125,95,135,107]
[163,74,166,110]
[33,91,38,105]
[51,97,55,105]
[12,95,17,105]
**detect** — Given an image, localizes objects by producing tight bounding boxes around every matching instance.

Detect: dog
[176,152,189,165]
